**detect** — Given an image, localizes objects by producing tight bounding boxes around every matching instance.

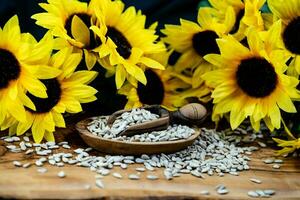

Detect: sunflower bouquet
[0,0,300,156]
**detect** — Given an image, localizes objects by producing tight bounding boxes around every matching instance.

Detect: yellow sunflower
[202,28,300,131]
[267,0,300,74]
[0,15,60,126]
[7,49,98,143]
[118,50,190,110]
[90,0,166,89]
[162,7,241,94]
[207,0,266,40]
[32,0,103,70]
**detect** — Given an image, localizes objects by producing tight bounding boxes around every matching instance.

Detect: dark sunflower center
[64,13,100,49]
[26,78,62,114]
[236,57,277,98]
[192,30,220,57]
[137,69,164,105]
[230,9,245,34]
[106,27,132,59]
[0,49,21,89]
[283,16,300,54]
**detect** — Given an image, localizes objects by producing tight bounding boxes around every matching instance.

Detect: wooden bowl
[75,117,201,155]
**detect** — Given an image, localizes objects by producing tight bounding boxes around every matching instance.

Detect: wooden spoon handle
[170,103,207,126]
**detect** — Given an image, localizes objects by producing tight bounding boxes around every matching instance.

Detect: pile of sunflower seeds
[87,108,195,142]
[1,127,280,197]
[3,128,254,179]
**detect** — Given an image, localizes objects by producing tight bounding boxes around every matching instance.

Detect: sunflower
[7,49,98,143]
[207,0,267,40]
[0,15,60,126]
[162,7,243,95]
[267,0,300,74]
[90,0,166,89]
[202,28,300,131]
[32,0,102,70]
[118,50,190,110]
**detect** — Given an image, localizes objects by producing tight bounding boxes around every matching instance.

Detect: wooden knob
[179,103,207,120]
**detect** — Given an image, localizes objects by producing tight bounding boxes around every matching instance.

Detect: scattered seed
[37,168,47,173]
[23,136,30,142]
[217,188,229,195]
[128,174,140,180]
[248,190,259,198]
[35,160,43,167]
[147,175,159,180]
[62,144,71,149]
[57,171,66,178]
[200,190,210,195]
[263,158,274,164]
[274,159,283,164]
[112,172,122,179]
[22,163,31,168]
[273,164,280,169]
[263,189,275,195]
[95,179,104,189]
[13,161,22,167]
[229,171,239,176]
[250,178,262,184]
[25,149,34,155]
[136,167,146,172]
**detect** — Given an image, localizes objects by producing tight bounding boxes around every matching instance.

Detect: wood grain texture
[76,118,201,155]
[0,125,300,200]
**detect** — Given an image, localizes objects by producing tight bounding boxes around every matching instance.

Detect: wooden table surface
[0,124,300,200]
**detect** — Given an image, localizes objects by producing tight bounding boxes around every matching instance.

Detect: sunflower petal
[71,15,90,46]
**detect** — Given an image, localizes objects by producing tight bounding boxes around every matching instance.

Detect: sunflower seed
[147,175,158,180]
[191,170,203,178]
[13,161,22,167]
[11,136,20,141]
[100,169,110,176]
[19,141,27,151]
[136,167,146,172]
[62,144,71,149]
[58,141,68,146]
[95,179,104,188]
[248,191,259,198]
[4,138,14,142]
[48,159,56,165]
[35,160,43,167]
[74,148,84,154]
[23,136,30,142]
[57,171,66,178]
[200,190,210,195]
[263,158,274,164]
[255,190,265,196]
[37,168,47,173]
[25,143,32,148]
[263,189,275,195]
[112,172,122,179]
[6,145,16,150]
[250,178,262,184]
[128,174,140,180]
[274,159,283,164]
[22,163,31,168]
[25,149,34,155]
[273,164,280,169]
[217,188,229,195]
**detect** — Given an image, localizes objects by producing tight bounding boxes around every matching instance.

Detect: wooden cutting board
[0,125,300,200]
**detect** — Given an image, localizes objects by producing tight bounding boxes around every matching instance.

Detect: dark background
[0,0,208,40]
